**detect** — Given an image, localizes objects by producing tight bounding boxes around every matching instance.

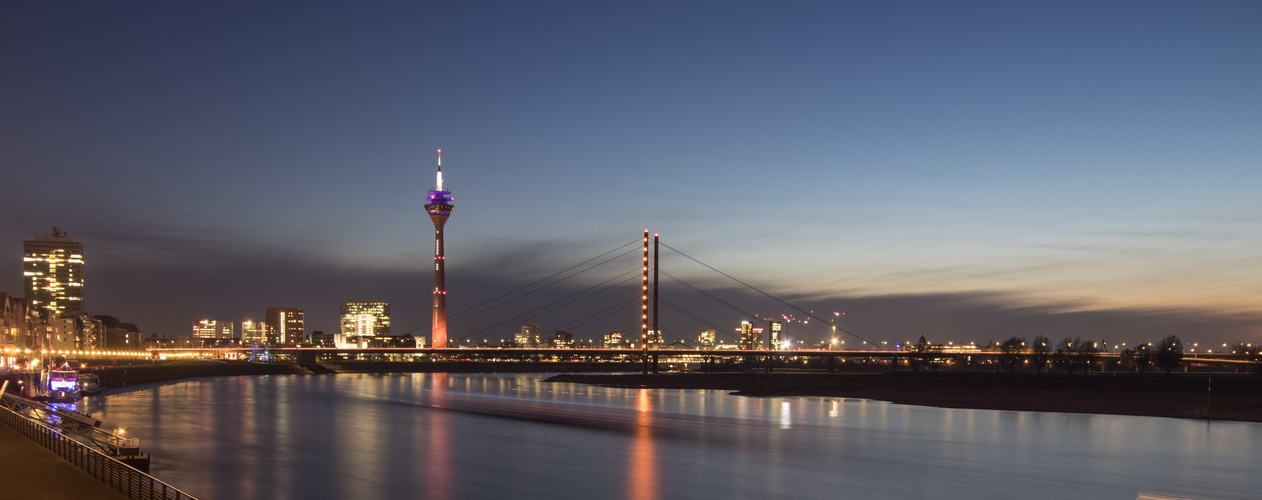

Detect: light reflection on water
[83,373,1262,500]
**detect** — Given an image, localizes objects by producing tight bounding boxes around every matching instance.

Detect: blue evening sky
[2,1,1260,344]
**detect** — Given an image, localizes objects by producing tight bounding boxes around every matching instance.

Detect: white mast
[436,149,444,192]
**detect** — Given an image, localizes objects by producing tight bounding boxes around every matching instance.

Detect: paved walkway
[0,421,130,500]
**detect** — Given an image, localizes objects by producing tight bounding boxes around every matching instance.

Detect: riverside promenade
[0,421,129,500]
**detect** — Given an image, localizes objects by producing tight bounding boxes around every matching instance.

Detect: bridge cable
[393,243,639,338]
[447,239,641,324]
[659,269,761,320]
[553,297,641,334]
[456,269,642,341]
[657,297,741,341]
[660,242,888,351]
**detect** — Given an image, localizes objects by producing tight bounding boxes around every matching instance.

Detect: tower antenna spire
[436,149,444,191]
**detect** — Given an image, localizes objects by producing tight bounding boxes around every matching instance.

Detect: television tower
[425,149,454,348]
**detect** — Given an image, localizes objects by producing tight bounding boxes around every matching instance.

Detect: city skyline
[2,2,1260,345]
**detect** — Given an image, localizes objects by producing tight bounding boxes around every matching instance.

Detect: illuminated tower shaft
[425,150,454,348]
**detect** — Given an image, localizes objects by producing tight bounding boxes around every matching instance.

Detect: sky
[2,1,1261,348]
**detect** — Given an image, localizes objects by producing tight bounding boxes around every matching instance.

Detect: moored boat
[78,373,102,396]
[43,368,80,401]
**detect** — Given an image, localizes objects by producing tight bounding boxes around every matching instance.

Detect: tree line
[985,335,1190,375]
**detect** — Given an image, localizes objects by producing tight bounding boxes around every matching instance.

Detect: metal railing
[0,403,198,500]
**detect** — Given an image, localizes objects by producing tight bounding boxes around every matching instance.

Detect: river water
[82,373,1260,500]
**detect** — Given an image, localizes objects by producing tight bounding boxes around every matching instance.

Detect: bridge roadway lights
[146,348,1261,374]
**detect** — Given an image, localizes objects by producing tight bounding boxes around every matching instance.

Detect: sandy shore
[548,372,1262,422]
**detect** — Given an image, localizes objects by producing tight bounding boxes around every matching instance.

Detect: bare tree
[1133,344,1153,373]
[1075,338,1096,373]
[1155,335,1184,374]
[1231,343,1259,361]
[1053,337,1081,374]
[1119,348,1136,372]
[1030,335,1050,376]
[911,335,929,372]
[999,336,1025,375]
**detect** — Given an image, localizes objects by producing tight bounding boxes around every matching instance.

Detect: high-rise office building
[340,301,391,338]
[23,228,84,317]
[192,320,234,339]
[768,321,783,350]
[425,150,455,348]
[516,324,539,348]
[738,320,764,350]
[698,328,716,349]
[603,331,624,349]
[265,307,304,346]
[241,320,265,344]
[645,329,663,349]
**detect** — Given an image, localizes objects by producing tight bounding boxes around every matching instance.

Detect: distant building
[309,330,335,347]
[96,315,143,351]
[76,313,105,350]
[551,330,573,349]
[768,321,783,350]
[192,319,234,339]
[737,321,764,350]
[603,331,624,348]
[265,307,304,346]
[516,324,540,348]
[340,301,390,338]
[366,335,419,348]
[40,315,77,351]
[1,293,31,355]
[144,334,175,349]
[697,328,716,349]
[23,228,85,317]
[645,329,663,349]
[241,320,266,344]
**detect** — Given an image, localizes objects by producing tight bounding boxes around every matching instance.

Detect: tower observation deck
[425,149,454,348]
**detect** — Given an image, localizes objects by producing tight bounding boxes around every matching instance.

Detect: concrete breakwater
[89,361,305,389]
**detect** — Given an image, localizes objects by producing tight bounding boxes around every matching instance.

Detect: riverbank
[547,372,1262,422]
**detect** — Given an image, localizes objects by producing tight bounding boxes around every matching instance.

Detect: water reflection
[427,373,453,500]
[629,389,658,500]
[84,373,1262,500]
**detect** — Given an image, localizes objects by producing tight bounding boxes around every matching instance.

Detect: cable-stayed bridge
[400,231,887,351]
[150,231,1259,374]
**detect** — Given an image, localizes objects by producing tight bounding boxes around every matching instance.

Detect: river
[82,373,1261,500]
